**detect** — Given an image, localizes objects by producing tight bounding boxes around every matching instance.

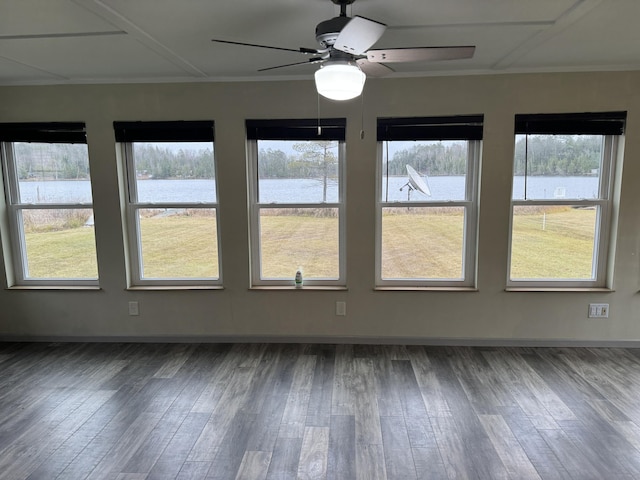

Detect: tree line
[15,143,90,180]
[258,141,339,180]
[15,143,215,180]
[15,135,602,181]
[513,134,601,176]
[385,142,468,176]
[385,136,602,177]
[132,144,214,179]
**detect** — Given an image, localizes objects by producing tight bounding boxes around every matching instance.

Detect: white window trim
[122,142,222,287]
[507,135,618,288]
[375,140,481,288]
[247,140,346,287]
[1,141,98,287]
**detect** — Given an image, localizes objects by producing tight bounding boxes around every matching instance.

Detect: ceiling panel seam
[492,0,603,70]
[71,0,208,77]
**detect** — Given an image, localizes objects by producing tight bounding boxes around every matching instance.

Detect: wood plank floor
[1,343,640,479]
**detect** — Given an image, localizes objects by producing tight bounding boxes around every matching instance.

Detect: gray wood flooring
[1,342,640,479]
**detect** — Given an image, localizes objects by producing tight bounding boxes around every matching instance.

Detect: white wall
[1,71,639,344]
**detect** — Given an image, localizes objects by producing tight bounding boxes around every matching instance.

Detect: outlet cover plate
[588,303,609,318]
[129,301,139,316]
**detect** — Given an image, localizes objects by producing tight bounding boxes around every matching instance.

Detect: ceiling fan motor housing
[315,16,351,48]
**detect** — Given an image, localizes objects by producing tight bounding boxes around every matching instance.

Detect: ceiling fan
[212,0,475,101]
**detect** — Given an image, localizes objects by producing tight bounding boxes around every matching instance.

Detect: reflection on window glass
[15,143,92,204]
[512,135,603,200]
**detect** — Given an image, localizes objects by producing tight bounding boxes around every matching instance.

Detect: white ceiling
[1,0,638,86]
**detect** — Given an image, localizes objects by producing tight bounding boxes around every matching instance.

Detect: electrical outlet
[336,301,346,316]
[128,301,139,316]
[588,303,609,318]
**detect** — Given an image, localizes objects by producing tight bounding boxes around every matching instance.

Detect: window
[115,121,221,286]
[246,119,346,287]
[0,122,98,286]
[508,112,625,288]
[376,116,483,288]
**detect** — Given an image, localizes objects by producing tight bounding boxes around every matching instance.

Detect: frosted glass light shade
[314,62,366,101]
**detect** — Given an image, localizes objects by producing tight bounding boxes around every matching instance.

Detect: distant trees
[513,135,602,176]
[14,135,601,182]
[132,144,215,179]
[14,143,215,180]
[385,142,467,176]
[384,136,602,177]
[259,141,339,202]
[292,141,338,202]
[14,143,90,180]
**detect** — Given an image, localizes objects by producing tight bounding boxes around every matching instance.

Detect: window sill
[6,285,101,291]
[127,285,224,291]
[505,287,614,293]
[250,286,348,291]
[375,286,478,292]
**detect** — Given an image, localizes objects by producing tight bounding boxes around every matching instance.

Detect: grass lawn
[381,207,464,279]
[25,227,98,278]
[510,206,597,279]
[138,214,219,278]
[259,212,339,278]
[23,207,598,280]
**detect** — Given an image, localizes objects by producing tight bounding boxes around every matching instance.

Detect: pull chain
[317,92,322,136]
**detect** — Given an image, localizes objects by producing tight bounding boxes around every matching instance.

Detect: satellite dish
[402,165,431,199]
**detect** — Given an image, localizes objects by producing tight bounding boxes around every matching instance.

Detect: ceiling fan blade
[212,38,320,55]
[258,57,325,72]
[367,46,475,63]
[356,59,394,77]
[334,16,387,56]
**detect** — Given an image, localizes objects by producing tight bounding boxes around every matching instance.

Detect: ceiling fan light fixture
[314,60,366,101]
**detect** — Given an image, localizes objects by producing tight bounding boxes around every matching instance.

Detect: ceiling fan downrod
[331,0,356,17]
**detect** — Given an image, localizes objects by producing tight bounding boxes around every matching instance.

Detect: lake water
[17,176,601,204]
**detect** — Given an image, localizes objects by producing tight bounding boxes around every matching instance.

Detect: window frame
[246,118,347,288]
[375,116,483,288]
[115,121,222,287]
[506,112,625,288]
[0,122,98,287]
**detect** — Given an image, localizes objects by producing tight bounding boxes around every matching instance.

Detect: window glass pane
[259,208,339,279]
[21,208,98,279]
[133,142,216,203]
[257,140,339,204]
[510,205,597,280]
[513,135,604,200]
[381,207,464,279]
[14,143,92,204]
[381,140,468,202]
[137,208,219,279]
